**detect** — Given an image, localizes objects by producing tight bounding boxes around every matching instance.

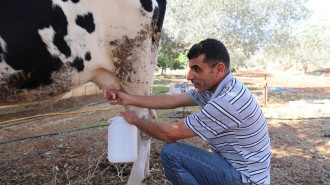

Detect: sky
[306,0,330,22]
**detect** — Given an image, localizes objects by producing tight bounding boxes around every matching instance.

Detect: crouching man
[106,39,271,185]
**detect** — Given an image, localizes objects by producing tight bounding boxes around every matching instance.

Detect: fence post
[263,74,268,107]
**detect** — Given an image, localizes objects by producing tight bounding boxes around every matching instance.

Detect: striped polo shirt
[184,72,271,185]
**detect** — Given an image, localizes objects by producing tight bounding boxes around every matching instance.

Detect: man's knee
[160,142,181,161]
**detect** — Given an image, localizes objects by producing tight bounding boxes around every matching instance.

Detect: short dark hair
[187,39,230,70]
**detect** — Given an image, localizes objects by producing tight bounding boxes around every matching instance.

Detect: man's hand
[104,89,197,109]
[120,110,139,125]
[103,89,131,105]
[120,111,197,143]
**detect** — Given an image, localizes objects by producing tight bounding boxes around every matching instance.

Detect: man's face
[186,54,222,93]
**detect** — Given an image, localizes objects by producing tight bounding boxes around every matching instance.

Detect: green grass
[153,81,172,86]
[152,79,173,95]
[152,86,169,95]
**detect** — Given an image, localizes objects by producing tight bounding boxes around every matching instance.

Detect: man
[106,39,271,185]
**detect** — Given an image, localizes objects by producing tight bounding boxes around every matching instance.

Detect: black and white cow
[0,0,166,184]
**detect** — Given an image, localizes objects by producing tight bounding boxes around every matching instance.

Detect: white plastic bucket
[107,116,138,163]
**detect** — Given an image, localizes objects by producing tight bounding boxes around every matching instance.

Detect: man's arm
[120,111,196,143]
[108,89,197,109]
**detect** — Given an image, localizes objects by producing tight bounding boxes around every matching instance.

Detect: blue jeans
[160,142,251,185]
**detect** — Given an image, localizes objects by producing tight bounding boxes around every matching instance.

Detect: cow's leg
[128,132,151,185]
[124,106,156,185]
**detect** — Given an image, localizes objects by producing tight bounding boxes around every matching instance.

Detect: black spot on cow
[0,0,70,89]
[151,0,166,44]
[140,0,153,12]
[85,51,91,61]
[71,57,84,72]
[0,44,3,62]
[76,13,95,34]
[61,0,79,3]
[53,6,71,57]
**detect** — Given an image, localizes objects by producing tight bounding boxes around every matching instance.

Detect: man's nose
[186,69,194,81]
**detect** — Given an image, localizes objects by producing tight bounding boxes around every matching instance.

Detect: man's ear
[215,62,226,75]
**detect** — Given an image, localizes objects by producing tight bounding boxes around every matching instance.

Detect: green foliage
[176,50,189,69]
[262,13,330,72]
[164,0,309,54]
[293,23,330,72]
[157,32,187,74]
[158,0,328,71]
[158,0,329,71]
[230,64,239,72]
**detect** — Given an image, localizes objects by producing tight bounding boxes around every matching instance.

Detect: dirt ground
[0,70,329,185]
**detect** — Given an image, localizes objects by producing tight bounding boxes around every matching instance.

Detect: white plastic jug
[108,116,138,163]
